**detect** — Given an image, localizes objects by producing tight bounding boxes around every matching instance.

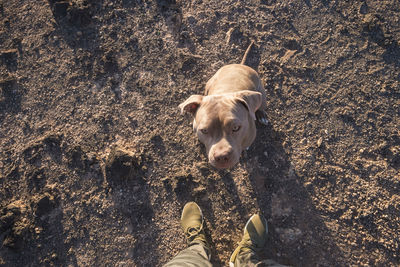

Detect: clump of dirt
[1,200,29,250]
[105,148,146,184]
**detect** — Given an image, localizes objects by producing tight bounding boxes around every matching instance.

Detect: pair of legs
[163,202,287,267]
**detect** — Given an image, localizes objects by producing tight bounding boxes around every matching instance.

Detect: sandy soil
[0,0,399,266]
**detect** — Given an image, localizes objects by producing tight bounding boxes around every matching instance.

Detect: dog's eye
[200,129,208,134]
[232,125,241,132]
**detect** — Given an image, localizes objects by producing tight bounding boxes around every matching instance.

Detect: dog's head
[179,90,262,169]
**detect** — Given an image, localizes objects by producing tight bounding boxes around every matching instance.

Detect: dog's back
[205,63,266,111]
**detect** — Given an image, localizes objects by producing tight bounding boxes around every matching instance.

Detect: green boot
[229,214,268,266]
[181,202,207,245]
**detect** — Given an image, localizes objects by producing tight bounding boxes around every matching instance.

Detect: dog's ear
[234,91,262,120]
[179,95,204,115]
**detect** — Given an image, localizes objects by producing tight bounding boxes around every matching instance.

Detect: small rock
[226,28,234,44]
[281,49,297,63]
[193,185,206,195]
[317,137,323,147]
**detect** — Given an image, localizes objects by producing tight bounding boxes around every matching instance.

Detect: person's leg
[163,241,212,267]
[163,202,212,267]
[229,214,288,267]
[234,251,286,267]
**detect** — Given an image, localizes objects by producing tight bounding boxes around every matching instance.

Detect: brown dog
[179,42,268,169]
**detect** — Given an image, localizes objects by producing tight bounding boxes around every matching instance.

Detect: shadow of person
[244,123,344,266]
[160,162,227,266]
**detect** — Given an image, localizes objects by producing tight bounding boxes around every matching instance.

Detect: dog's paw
[256,110,269,125]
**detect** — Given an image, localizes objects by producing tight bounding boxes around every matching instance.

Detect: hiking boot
[229,214,268,266]
[181,202,207,245]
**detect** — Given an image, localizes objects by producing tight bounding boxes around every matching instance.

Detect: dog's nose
[214,151,231,163]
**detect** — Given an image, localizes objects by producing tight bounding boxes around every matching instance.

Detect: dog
[179,41,268,169]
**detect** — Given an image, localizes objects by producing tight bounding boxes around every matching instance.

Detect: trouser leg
[234,250,288,267]
[163,241,212,267]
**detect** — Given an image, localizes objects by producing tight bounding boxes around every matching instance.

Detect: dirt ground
[0,0,399,266]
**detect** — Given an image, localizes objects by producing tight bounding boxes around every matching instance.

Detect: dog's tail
[240,40,255,65]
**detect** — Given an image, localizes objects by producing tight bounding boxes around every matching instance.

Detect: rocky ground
[0,0,399,266]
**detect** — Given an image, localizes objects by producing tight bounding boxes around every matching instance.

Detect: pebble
[317,137,323,147]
